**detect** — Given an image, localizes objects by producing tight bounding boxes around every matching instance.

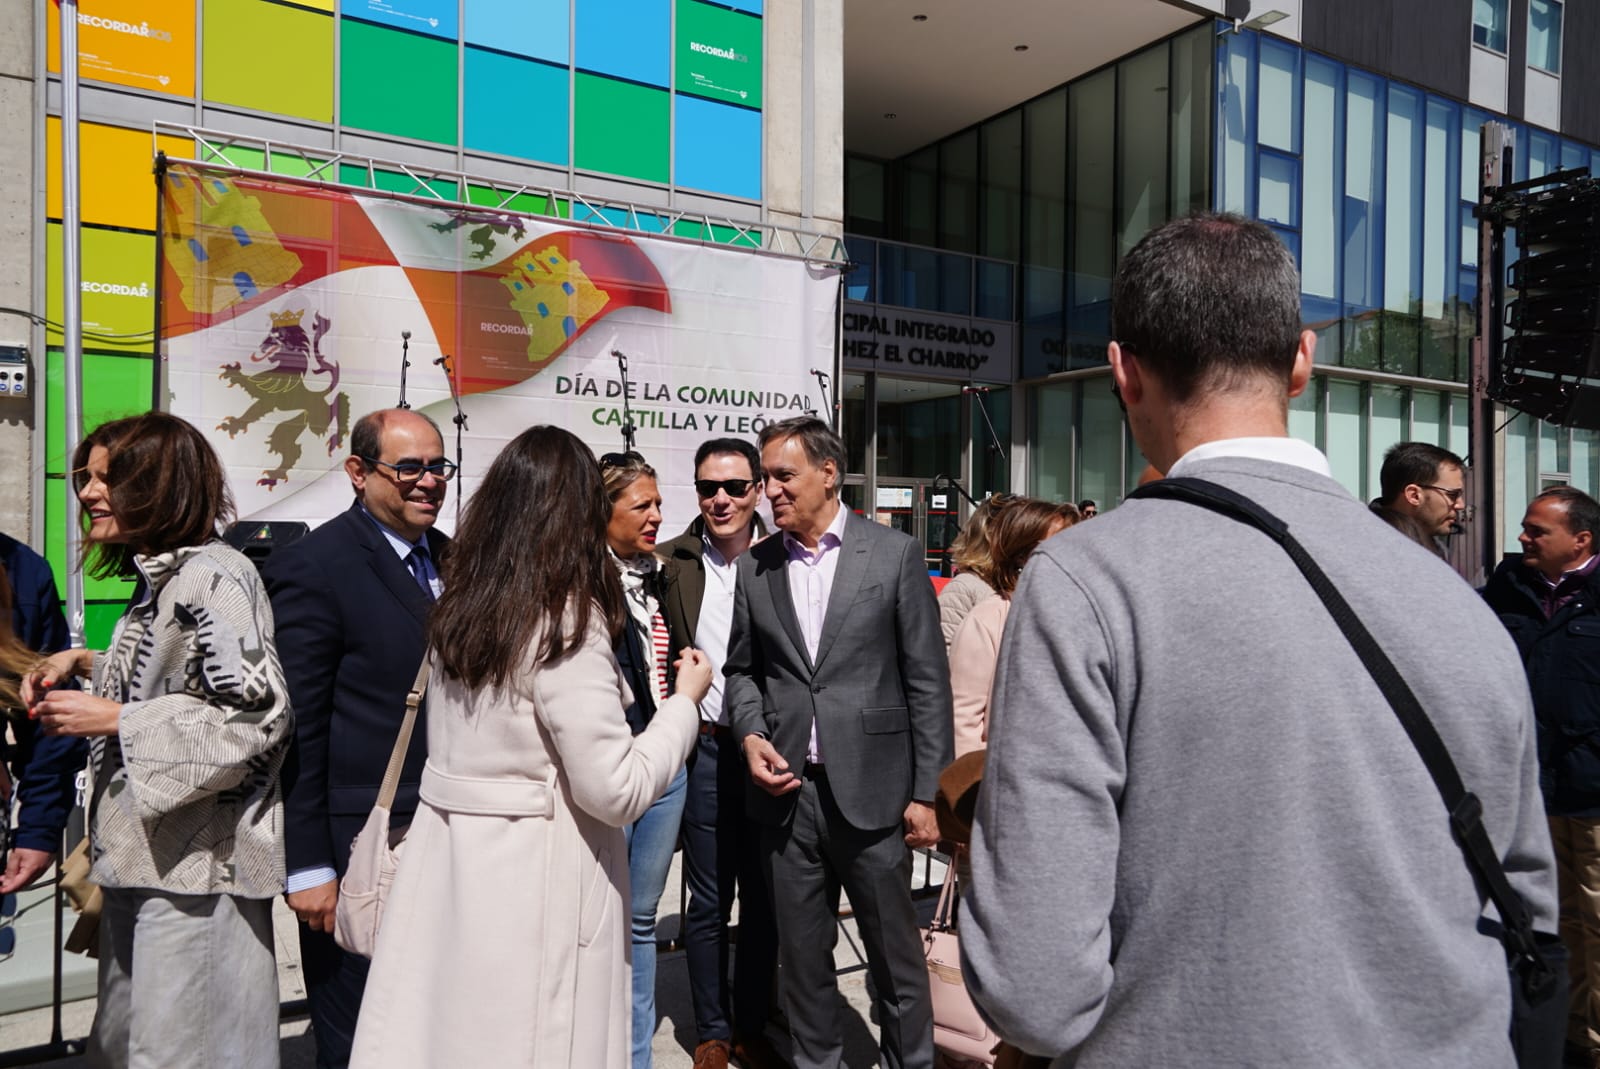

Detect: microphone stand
[434,354,467,527]
[397,332,412,410]
[613,349,638,453]
[964,386,1007,462]
[810,368,837,426]
[932,473,981,510]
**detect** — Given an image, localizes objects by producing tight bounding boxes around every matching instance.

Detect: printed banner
[159,164,839,534]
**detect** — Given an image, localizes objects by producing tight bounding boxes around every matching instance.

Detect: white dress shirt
[782,502,850,763]
[696,537,739,725]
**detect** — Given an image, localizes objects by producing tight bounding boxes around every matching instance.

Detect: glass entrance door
[870,478,961,575]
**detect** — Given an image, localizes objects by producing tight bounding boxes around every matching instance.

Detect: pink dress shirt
[782,502,851,764]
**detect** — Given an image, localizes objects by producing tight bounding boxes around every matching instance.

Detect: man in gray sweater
[961,213,1558,1067]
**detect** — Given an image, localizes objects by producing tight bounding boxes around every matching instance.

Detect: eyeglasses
[1422,484,1465,504]
[600,451,647,469]
[362,457,459,483]
[695,478,754,498]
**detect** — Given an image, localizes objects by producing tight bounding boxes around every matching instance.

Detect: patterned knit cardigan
[88,540,292,898]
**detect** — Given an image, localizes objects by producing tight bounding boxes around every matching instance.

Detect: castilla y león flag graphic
[160,166,670,395]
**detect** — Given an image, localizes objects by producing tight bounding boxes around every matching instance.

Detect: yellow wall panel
[47,120,191,231]
[46,0,197,97]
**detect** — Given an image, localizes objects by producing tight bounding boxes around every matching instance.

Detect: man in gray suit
[725,416,953,1069]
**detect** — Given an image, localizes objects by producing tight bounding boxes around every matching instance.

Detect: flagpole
[59,0,85,646]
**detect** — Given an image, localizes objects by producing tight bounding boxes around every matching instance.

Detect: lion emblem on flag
[218,309,352,489]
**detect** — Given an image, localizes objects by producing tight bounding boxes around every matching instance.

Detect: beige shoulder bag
[332,655,430,958]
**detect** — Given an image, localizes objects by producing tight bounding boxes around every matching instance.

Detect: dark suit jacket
[262,502,448,876]
[3,533,82,853]
[658,514,768,649]
[724,508,952,831]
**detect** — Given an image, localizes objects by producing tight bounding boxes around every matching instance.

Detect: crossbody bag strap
[376,654,432,811]
[1127,476,1553,996]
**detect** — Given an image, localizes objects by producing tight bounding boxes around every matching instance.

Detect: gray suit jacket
[725,507,953,830]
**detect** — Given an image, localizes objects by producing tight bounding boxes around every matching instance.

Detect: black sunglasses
[600,451,647,469]
[695,478,754,498]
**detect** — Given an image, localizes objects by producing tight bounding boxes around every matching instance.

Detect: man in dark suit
[0,532,78,895]
[725,416,952,1069]
[659,437,781,1069]
[263,408,453,1069]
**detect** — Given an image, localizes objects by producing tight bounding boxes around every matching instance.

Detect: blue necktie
[406,547,434,601]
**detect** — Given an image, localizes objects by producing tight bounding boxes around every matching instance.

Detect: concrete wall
[765,0,844,238]
[0,0,36,538]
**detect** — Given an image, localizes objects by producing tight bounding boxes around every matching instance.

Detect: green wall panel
[199,143,331,179]
[574,74,669,183]
[44,350,155,475]
[466,184,569,218]
[203,0,334,122]
[675,0,762,108]
[340,20,458,145]
[46,225,157,354]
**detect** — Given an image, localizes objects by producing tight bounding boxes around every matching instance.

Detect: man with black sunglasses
[263,408,454,1069]
[658,437,782,1069]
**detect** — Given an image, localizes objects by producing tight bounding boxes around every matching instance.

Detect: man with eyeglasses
[1370,442,1468,554]
[657,438,782,1069]
[263,408,454,1069]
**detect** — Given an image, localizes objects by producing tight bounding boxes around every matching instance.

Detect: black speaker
[1492,175,1600,429]
[223,520,309,573]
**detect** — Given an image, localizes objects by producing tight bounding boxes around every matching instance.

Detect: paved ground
[0,850,952,1068]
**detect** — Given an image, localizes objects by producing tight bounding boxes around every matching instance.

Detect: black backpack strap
[1127,476,1555,998]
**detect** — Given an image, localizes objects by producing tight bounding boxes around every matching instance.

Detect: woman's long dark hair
[431,425,626,689]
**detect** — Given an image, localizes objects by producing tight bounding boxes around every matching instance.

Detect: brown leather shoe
[694,1039,732,1069]
[731,1033,790,1069]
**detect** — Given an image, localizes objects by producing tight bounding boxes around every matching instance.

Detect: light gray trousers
[87,888,279,1069]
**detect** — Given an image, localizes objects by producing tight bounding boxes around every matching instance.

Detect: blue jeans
[624,766,688,1069]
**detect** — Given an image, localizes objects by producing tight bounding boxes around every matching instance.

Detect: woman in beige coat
[349,426,710,1069]
[949,498,1078,757]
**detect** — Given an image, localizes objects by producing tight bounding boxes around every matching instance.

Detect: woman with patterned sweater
[23,412,291,1069]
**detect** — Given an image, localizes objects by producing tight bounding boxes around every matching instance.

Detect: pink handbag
[922,870,1000,1067]
[332,657,430,958]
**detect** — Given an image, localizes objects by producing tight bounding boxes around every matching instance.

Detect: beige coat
[949,593,1009,759]
[349,608,699,1069]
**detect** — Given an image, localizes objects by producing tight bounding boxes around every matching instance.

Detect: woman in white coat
[349,425,711,1069]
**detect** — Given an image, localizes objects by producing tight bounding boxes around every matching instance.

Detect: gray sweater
[962,456,1556,1068]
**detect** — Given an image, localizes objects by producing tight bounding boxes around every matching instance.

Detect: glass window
[1258,152,1299,227]
[1368,385,1406,501]
[1069,71,1114,342]
[1289,375,1321,448]
[1302,57,1341,306]
[901,146,938,247]
[846,156,887,237]
[1528,129,1559,179]
[980,111,1022,262]
[1218,30,1257,214]
[1540,420,1571,476]
[1032,382,1073,501]
[1419,98,1460,380]
[1118,45,1170,258]
[1449,393,1470,458]
[1326,379,1364,497]
[1474,0,1508,52]
[1573,427,1600,497]
[843,236,876,302]
[940,130,979,254]
[1023,89,1068,377]
[1169,24,1213,218]
[1413,389,1444,445]
[1258,38,1300,153]
[976,260,1013,322]
[1344,72,1384,313]
[1385,86,1424,317]
[1504,412,1533,552]
[876,378,961,479]
[1529,0,1563,73]
[842,373,868,475]
[1078,380,1125,511]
